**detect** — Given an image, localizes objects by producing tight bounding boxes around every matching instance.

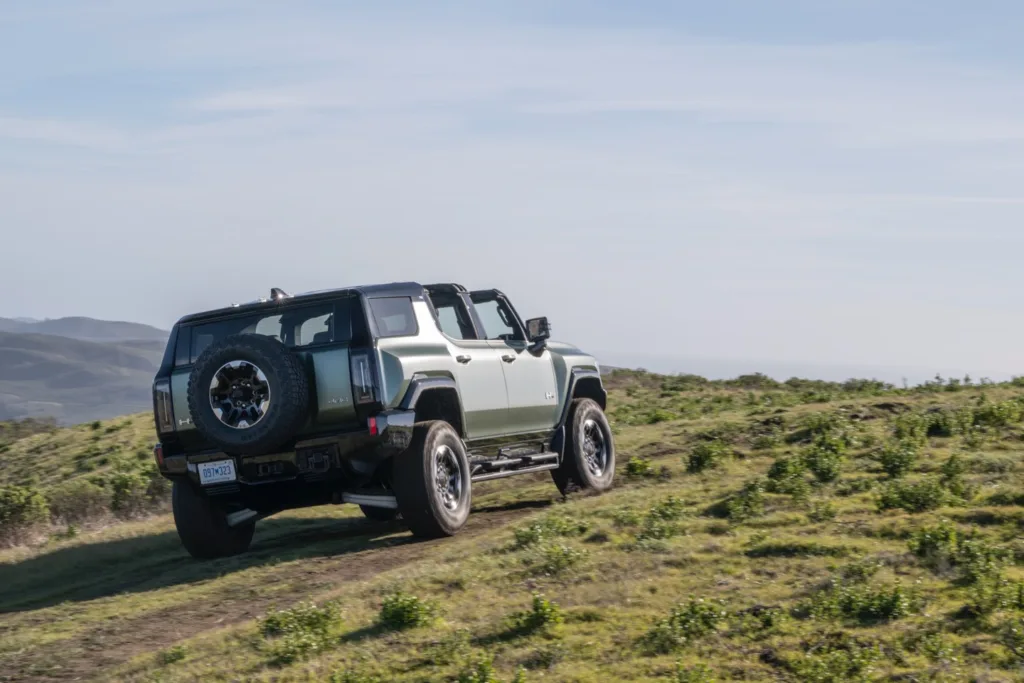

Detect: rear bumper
[156,409,415,495]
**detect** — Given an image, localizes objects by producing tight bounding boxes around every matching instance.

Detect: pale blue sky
[2,1,1023,380]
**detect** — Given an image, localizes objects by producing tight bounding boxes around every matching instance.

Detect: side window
[471,297,523,341]
[368,297,418,338]
[426,292,477,340]
[297,312,332,346]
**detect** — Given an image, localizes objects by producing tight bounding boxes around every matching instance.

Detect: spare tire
[187,334,310,456]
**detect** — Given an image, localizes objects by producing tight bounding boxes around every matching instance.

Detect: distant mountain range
[0,317,169,425]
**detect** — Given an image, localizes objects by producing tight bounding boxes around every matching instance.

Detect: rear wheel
[552,398,616,495]
[392,421,472,538]
[172,480,255,559]
[359,504,399,522]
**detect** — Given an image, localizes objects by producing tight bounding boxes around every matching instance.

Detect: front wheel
[392,421,472,538]
[172,480,255,559]
[552,398,616,495]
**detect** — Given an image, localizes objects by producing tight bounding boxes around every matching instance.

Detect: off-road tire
[172,480,255,559]
[187,334,309,456]
[392,421,472,538]
[552,398,616,495]
[360,505,400,522]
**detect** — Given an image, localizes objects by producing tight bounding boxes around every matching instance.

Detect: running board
[472,462,559,482]
[472,451,558,472]
[341,492,399,509]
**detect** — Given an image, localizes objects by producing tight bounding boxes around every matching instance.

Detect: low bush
[0,484,50,546]
[506,594,564,635]
[625,457,657,478]
[379,592,437,630]
[726,479,766,522]
[260,601,342,665]
[802,443,844,483]
[786,632,883,683]
[512,514,589,549]
[766,457,810,498]
[643,597,728,654]
[674,662,716,683]
[877,478,949,513]
[687,441,730,474]
[803,581,921,625]
[874,440,917,479]
[531,543,588,575]
[47,479,109,525]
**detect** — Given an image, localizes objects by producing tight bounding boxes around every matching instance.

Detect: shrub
[532,543,587,575]
[940,453,973,501]
[687,441,730,473]
[156,645,187,665]
[805,581,920,624]
[787,633,883,683]
[643,597,728,654]
[877,478,948,513]
[726,479,766,522]
[625,457,656,478]
[454,659,501,683]
[1001,616,1024,661]
[802,444,843,483]
[512,514,589,549]
[766,457,810,498]
[379,592,437,630]
[47,479,109,525]
[507,594,564,635]
[875,440,917,479]
[807,501,837,523]
[260,601,342,665]
[0,484,50,546]
[674,662,716,683]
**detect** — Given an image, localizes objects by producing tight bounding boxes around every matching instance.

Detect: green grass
[5,370,1024,680]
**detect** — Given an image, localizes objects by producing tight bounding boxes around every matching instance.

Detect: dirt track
[3,495,553,682]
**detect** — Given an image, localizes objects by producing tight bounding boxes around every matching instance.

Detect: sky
[2,1,1024,382]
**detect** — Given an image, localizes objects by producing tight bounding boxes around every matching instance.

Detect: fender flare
[551,368,607,455]
[397,376,467,437]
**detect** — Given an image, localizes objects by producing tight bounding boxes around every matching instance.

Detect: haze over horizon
[3,1,1024,380]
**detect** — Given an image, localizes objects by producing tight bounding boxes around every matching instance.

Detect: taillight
[350,351,377,405]
[153,380,174,433]
[368,416,378,436]
[153,443,165,468]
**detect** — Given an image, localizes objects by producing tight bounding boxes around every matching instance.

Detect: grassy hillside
[5,372,1024,681]
[0,331,164,423]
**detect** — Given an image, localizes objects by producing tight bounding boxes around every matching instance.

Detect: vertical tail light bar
[153,380,174,434]
[350,351,378,405]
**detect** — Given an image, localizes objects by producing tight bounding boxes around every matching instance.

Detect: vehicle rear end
[150,291,397,514]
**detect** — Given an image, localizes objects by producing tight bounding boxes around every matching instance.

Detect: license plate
[199,459,237,485]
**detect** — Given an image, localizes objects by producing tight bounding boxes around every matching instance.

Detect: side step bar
[471,450,560,483]
[473,462,558,482]
[341,492,399,509]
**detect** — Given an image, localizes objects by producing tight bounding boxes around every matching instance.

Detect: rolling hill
[0,318,169,424]
[4,371,1024,681]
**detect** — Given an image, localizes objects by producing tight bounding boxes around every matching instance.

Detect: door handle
[501,354,516,363]
[456,355,472,364]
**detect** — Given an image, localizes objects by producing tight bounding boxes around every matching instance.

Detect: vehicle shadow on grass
[0,497,554,615]
[0,513,410,615]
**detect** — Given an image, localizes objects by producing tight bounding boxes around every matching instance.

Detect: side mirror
[525,317,551,345]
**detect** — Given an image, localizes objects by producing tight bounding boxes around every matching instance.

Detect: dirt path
[7,497,552,682]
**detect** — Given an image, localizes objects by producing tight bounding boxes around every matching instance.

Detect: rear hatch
[154,294,370,455]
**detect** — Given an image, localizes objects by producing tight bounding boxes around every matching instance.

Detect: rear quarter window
[184,298,360,364]
[368,297,418,338]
